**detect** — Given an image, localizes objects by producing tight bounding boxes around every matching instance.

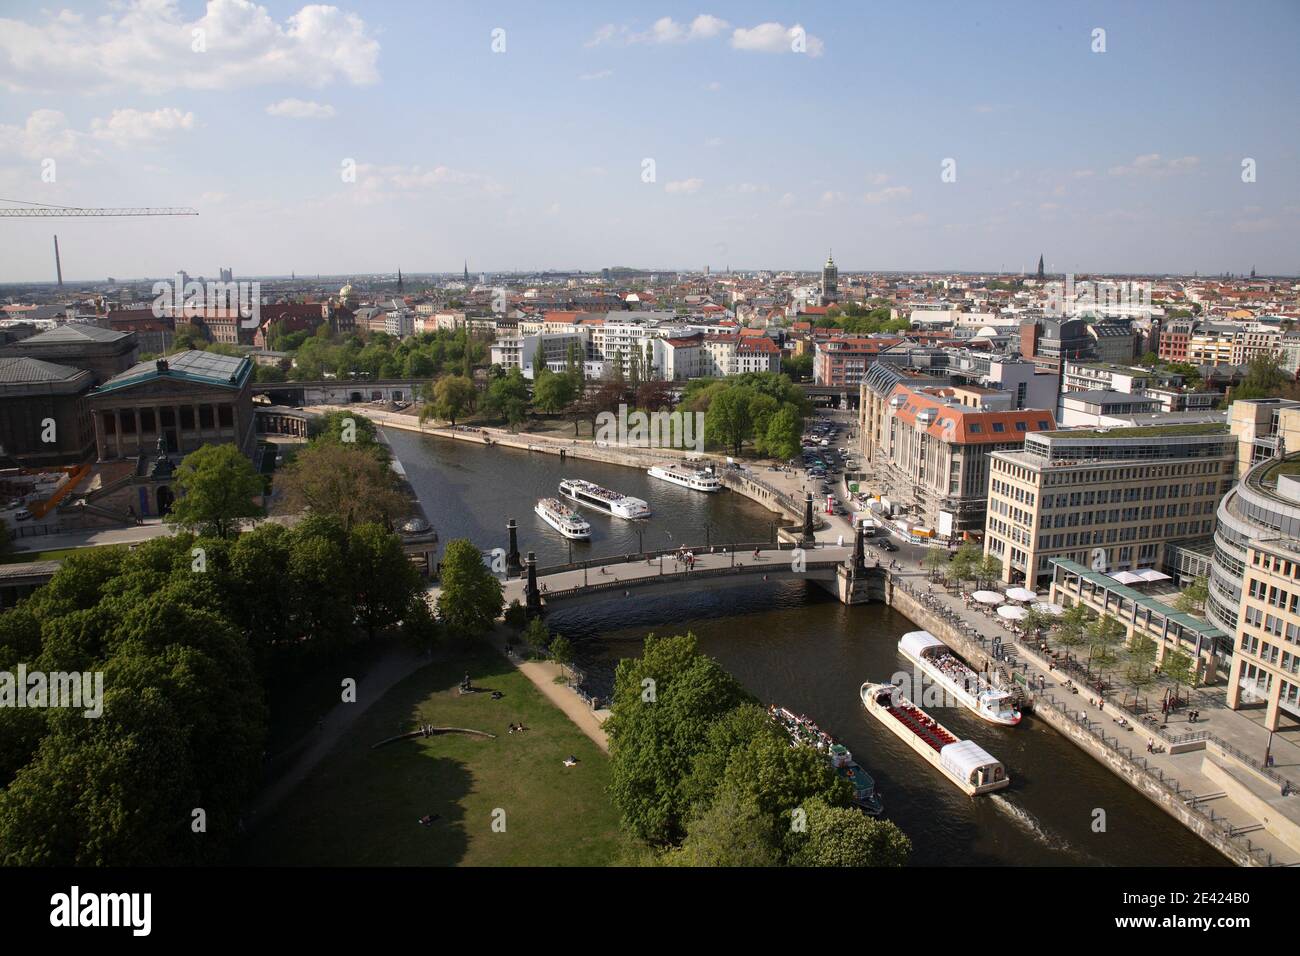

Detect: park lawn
[1,546,99,564]
[243,642,621,866]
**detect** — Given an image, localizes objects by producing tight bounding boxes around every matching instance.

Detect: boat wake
[988,793,1077,856]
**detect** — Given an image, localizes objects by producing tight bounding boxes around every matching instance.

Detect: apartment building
[813,337,903,387]
[1227,398,1300,478]
[877,385,1055,537]
[984,423,1236,587]
[489,330,590,378]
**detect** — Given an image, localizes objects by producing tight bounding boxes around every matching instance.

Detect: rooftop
[0,356,89,385]
[93,349,252,394]
[1045,422,1229,440]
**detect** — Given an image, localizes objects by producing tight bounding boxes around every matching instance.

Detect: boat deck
[887,703,957,752]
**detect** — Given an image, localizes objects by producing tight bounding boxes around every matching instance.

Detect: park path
[247,645,427,827]
[485,627,610,752]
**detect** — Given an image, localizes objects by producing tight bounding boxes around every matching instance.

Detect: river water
[387,427,1227,867]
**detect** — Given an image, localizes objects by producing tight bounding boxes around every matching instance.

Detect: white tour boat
[860,682,1010,796]
[535,497,592,540]
[647,462,722,492]
[898,630,1022,726]
[558,478,651,519]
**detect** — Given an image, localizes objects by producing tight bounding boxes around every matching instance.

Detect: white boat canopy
[939,740,1004,784]
[899,630,945,658]
[971,590,1005,605]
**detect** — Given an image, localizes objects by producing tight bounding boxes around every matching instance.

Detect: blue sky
[1,0,1298,281]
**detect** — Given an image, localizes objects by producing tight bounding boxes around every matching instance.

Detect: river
[385,426,1228,866]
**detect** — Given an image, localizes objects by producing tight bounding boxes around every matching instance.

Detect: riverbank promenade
[897,574,1300,866]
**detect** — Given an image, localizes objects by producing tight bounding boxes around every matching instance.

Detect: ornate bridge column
[506,518,522,577]
[524,551,542,617]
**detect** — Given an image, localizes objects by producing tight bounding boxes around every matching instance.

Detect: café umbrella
[972,590,1005,605]
[997,604,1028,621]
[1005,587,1038,602]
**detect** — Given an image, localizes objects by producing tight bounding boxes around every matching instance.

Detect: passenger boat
[860,682,1010,796]
[768,705,884,816]
[898,630,1021,726]
[558,478,651,519]
[534,497,592,540]
[647,463,722,492]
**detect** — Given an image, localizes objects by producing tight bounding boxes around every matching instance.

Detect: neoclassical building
[87,351,257,462]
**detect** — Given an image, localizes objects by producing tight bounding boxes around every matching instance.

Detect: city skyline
[1,1,1298,280]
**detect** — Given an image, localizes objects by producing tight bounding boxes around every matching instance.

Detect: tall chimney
[54,235,63,287]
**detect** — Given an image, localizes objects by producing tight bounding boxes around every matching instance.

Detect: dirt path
[486,628,610,752]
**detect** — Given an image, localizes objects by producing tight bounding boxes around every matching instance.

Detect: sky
[1,0,1298,282]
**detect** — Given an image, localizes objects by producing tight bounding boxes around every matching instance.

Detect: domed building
[339,283,358,308]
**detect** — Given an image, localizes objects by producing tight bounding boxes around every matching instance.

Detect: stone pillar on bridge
[852,521,865,572]
[802,492,815,545]
[506,519,522,577]
[524,551,542,617]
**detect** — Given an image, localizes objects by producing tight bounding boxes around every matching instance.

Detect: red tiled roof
[889,384,1055,444]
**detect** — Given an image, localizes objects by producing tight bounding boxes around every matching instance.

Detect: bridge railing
[533,540,836,577]
[539,556,846,600]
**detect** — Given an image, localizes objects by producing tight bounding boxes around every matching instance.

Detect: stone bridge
[495,528,888,613]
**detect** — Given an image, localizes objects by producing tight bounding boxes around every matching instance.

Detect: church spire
[1036,253,1045,279]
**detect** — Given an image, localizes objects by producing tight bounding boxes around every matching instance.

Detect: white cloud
[266,98,336,119]
[778,192,795,207]
[867,172,889,186]
[0,109,82,160]
[734,182,767,193]
[665,178,704,194]
[350,163,509,204]
[0,0,380,93]
[1108,154,1200,177]
[865,185,911,204]
[687,14,729,39]
[585,24,624,47]
[90,107,196,146]
[731,22,824,57]
[705,136,723,147]
[578,69,614,81]
[704,81,722,92]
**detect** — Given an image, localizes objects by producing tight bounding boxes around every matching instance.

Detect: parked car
[878,539,898,552]
[15,509,33,521]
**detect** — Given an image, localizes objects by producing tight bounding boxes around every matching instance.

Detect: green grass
[0,545,104,565]
[1045,423,1228,440]
[243,642,621,866]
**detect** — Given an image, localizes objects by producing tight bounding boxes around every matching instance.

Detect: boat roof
[899,630,946,657]
[939,739,1003,780]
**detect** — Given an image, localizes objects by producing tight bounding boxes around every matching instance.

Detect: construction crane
[1,199,197,286]
[0,199,198,217]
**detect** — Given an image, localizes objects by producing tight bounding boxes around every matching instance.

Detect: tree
[435,539,503,638]
[533,370,575,415]
[1021,606,1054,643]
[1052,603,1091,660]
[667,791,779,867]
[1124,634,1159,710]
[789,797,911,867]
[1232,353,1286,400]
[348,523,425,642]
[604,633,750,845]
[423,374,477,426]
[977,554,1004,590]
[922,546,948,580]
[549,634,574,681]
[1086,614,1126,683]
[482,367,529,428]
[1162,648,1197,707]
[1174,576,1208,616]
[274,441,408,532]
[165,443,264,539]
[704,387,755,456]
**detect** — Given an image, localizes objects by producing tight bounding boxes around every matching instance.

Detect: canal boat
[558,478,651,519]
[647,462,722,492]
[768,705,884,816]
[898,630,1021,726]
[860,682,1010,796]
[535,497,592,540]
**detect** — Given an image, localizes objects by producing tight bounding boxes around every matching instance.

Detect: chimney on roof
[156,358,169,373]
